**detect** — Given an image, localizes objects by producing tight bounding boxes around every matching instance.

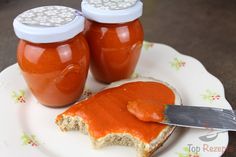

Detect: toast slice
[56,77,182,157]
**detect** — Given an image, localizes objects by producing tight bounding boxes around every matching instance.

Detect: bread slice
[56,77,182,157]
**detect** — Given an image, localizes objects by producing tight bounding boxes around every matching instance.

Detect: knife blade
[127,101,236,131]
[164,105,236,131]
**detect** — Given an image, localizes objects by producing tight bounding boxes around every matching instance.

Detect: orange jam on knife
[57,81,175,143]
[127,99,167,123]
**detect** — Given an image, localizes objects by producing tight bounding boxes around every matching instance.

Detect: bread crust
[56,77,182,157]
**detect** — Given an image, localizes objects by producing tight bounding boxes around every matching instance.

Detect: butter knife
[127,102,236,131]
[164,105,236,131]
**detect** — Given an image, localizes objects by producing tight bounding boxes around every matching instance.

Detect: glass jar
[82,0,144,83]
[13,6,90,107]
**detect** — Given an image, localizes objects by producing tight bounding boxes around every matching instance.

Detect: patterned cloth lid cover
[81,0,143,23]
[13,6,84,43]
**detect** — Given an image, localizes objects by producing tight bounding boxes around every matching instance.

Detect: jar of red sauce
[82,0,144,83]
[13,6,90,107]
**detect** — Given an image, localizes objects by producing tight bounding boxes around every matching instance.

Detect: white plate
[0,42,232,157]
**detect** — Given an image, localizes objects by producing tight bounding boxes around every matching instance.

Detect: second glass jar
[82,0,144,83]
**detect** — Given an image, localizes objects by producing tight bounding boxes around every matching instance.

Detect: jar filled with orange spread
[82,0,144,83]
[13,6,90,107]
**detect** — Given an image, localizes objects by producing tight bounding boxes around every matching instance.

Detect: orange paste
[84,19,143,83]
[127,99,167,123]
[17,33,90,107]
[57,81,175,143]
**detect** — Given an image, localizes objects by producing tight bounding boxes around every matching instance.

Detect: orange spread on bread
[56,81,175,143]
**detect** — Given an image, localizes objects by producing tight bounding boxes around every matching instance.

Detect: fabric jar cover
[13,6,85,43]
[81,0,143,23]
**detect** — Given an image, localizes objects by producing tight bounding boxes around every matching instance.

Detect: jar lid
[13,6,85,43]
[81,0,143,24]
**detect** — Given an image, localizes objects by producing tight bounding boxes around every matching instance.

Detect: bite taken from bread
[56,77,182,157]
